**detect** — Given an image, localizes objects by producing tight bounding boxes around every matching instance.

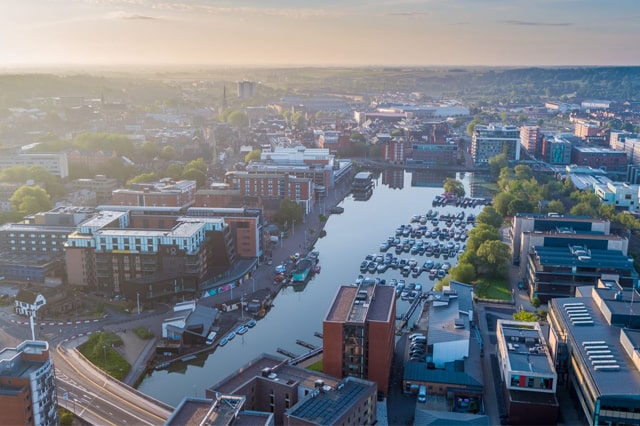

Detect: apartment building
[520,125,541,157]
[471,124,520,165]
[323,282,396,396]
[112,179,196,209]
[0,340,58,426]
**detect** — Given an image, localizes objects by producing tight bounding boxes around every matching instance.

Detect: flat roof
[287,377,375,424]
[532,246,636,271]
[498,321,555,376]
[551,297,640,396]
[324,284,395,324]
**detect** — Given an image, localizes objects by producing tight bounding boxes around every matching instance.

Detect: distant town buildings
[236,81,257,100]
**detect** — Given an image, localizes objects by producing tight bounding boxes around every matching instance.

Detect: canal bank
[137,170,490,406]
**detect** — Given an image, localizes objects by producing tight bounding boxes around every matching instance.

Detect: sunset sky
[2,0,639,69]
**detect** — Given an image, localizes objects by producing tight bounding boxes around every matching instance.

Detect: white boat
[227,331,236,341]
[355,274,364,285]
[247,319,257,328]
[236,325,249,335]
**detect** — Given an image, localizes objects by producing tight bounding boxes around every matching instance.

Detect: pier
[296,339,318,350]
[276,347,299,358]
[314,331,323,339]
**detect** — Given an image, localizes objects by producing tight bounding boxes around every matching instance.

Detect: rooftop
[497,320,555,376]
[324,283,395,324]
[531,246,636,272]
[551,296,640,396]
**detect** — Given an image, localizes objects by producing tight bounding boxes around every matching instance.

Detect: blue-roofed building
[525,244,638,303]
[548,281,640,425]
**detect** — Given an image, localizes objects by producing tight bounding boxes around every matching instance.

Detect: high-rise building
[471,124,520,165]
[0,340,58,426]
[237,81,257,100]
[323,281,396,395]
[520,125,540,157]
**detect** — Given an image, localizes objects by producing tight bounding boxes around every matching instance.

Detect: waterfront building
[574,120,601,140]
[496,320,559,425]
[0,153,69,178]
[547,282,640,425]
[64,210,236,303]
[323,281,396,396]
[204,353,377,426]
[225,171,315,214]
[351,172,374,200]
[165,394,253,426]
[471,124,520,165]
[382,138,408,163]
[0,340,58,426]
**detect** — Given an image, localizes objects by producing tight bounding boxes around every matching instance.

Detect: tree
[244,149,262,163]
[140,141,159,159]
[476,206,503,229]
[443,178,465,198]
[126,173,158,187]
[273,199,304,229]
[476,240,510,277]
[160,145,178,161]
[292,112,307,130]
[182,169,206,187]
[544,200,565,215]
[514,164,533,180]
[350,132,366,144]
[493,192,515,216]
[449,262,477,283]
[165,163,183,180]
[226,110,249,128]
[466,119,480,137]
[513,310,538,322]
[184,158,207,174]
[10,185,52,215]
[507,198,535,217]
[488,153,508,179]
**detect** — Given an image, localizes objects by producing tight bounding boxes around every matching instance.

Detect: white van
[205,331,217,345]
[417,385,427,403]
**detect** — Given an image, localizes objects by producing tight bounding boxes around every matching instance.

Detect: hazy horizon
[2,1,640,70]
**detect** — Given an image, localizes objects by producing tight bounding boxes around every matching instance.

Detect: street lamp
[137,292,140,315]
[102,345,107,372]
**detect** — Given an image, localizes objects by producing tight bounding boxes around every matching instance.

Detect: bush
[59,409,74,426]
[532,296,541,308]
[133,326,154,340]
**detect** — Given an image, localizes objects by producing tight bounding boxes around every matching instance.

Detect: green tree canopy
[476,206,503,229]
[184,158,207,174]
[273,199,304,229]
[488,153,508,178]
[476,240,510,277]
[10,185,52,215]
[443,178,465,198]
[73,132,135,157]
[160,145,178,161]
[181,168,206,187]
[448,262,477,283]
[493,192,515,217]
[245,149,262,163]
[165,163,183,180]
[226,110,249,127]
[513,310,538,322]
[140,141,160,159]
[126,173,158,187]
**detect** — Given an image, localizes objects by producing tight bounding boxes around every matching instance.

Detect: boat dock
[314,331,323,338]
[276,347,299,358]
[288,347,323,366]
[296,339,318,350]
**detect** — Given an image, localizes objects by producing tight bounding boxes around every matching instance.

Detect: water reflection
[137,170,495,406]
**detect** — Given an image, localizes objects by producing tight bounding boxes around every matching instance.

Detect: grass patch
[475,277,512,301]
[78,331,131,381]
[306,359,323,372]
[132,326,154,340]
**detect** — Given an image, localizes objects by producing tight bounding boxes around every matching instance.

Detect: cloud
[501,20,573,27]
[387,11,432,17]
[108,11,158,20]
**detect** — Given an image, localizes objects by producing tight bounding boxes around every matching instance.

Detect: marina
[137,170,491,406]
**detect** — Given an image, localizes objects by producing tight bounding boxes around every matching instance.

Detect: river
[137,169,493,406]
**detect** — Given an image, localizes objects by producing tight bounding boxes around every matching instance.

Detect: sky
[1,0,639,69]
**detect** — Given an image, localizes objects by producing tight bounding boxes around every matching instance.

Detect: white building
[0,153,69,178]
[594,181,640,212]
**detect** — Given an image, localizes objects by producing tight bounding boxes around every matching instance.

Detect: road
[54,341,172,425]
